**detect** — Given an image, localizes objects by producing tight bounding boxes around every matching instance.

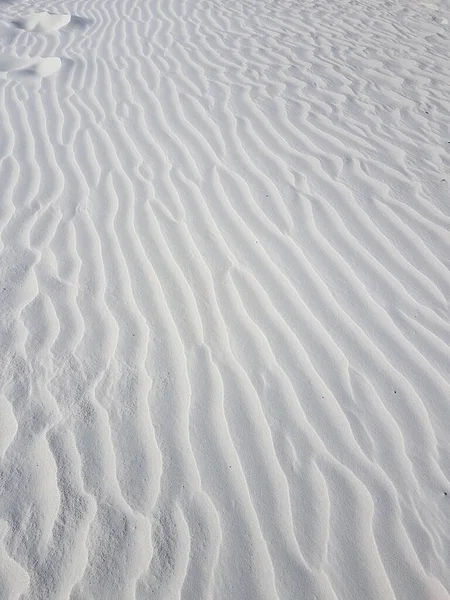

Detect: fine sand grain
[0,0,449,598]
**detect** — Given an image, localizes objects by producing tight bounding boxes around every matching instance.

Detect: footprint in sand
[432,15,448,24]
[0,56,62,79]
[13,12,71,33]
[3,12,71,80]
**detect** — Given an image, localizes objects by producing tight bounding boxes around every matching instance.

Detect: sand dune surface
[0,0,449,598]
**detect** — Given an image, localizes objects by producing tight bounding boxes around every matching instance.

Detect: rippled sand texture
[0,0,449,598]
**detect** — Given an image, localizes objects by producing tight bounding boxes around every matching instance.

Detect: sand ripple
[0,0,449,598]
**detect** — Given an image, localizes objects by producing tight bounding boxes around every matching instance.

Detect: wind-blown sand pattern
[0,0,449,597]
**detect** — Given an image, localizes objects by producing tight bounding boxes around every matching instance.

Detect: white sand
[0,0,449,598]
[0,56,61,78]
[15,12,71,32]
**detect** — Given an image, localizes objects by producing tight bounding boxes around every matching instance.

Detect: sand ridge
[0,0,449,598]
